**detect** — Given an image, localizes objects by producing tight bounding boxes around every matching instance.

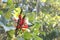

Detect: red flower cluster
[16,14,28,30]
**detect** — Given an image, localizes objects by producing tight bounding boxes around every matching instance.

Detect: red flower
[16,14,28,30]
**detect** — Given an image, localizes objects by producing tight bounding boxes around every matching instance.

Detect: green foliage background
[0,0,60,40]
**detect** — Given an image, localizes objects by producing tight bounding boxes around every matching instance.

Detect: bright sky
[2,0,7,2]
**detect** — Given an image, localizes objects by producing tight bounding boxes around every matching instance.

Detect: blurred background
[0,0,60,40]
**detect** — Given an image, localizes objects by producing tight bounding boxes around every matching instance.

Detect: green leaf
[33,29,39,35]
[0,10,3,15]
[4,11,12,19]
[7,30,14,38]
[7,0,13,6]
[34,36,43,40]
[34,22,40,29]
[23,31,32,40]
[40,31,46,36]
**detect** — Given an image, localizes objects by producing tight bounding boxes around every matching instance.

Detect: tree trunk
[0,0,2,10]
[36,0,40,16]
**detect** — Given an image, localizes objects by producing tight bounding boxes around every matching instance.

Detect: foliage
[0,0,60,40]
